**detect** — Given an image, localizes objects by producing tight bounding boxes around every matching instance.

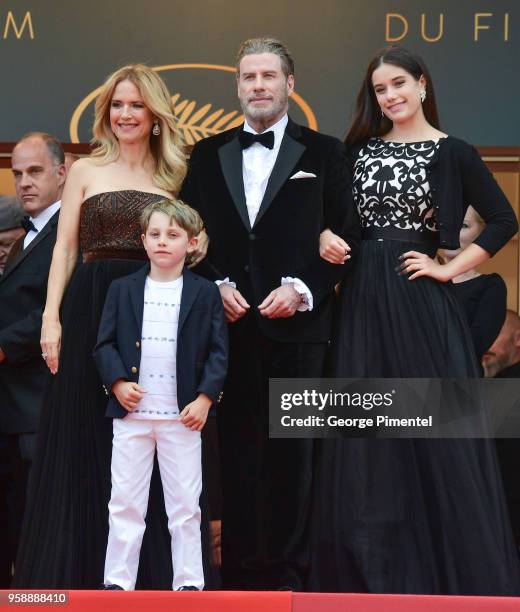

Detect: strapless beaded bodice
[80,190,166,262]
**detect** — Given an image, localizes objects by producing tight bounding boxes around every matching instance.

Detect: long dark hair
[345,45,441,148]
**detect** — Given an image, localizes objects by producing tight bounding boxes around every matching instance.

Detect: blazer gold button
[136,341,140,348]
[131,366,138,374]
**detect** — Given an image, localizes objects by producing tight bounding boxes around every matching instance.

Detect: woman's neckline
[375,135,450,145]
[82,189,169,205]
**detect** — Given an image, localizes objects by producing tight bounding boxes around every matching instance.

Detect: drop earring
[152,121,161,136]
[420,90,426,103]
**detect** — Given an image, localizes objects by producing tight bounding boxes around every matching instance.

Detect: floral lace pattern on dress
[353,139,440,232]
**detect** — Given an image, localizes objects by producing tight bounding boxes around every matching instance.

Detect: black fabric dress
[310,139,520,595]
[453,273,507,363]
[13,191,216,589]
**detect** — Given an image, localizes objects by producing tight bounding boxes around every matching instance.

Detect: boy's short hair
[140,198,203,239]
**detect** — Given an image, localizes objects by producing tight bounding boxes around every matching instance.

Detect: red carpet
[1,590,520,611]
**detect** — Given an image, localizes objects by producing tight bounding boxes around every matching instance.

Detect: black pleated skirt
[310,238,520,595]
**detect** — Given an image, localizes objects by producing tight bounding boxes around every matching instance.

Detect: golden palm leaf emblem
[171,93,244,145]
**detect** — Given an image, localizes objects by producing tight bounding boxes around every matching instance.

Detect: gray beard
[242,97,288,127]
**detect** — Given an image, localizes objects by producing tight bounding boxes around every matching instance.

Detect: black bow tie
[238,130,275,150]
[21,215,38,234]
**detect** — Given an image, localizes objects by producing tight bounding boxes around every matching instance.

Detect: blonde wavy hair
[91,64,186,194]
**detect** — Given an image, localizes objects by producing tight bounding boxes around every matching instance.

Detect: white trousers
[104,418,203,590]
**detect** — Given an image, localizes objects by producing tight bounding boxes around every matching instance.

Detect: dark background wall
[1,0,517,145]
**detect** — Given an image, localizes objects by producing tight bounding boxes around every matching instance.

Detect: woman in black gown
[443,206,507,366]
[314,46,519,595]
[13,65,212,589]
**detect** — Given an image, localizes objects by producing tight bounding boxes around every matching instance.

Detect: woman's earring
[420,90,426,103]
[152,121,161,136]
[381,109,385,118]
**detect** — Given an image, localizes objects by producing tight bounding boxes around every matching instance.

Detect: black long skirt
[13,259,216,589]
[309,238,520,595]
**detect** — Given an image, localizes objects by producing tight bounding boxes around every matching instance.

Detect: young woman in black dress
[314,45,519,595]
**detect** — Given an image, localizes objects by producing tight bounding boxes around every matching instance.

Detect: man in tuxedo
[0,133,65,581]
[181,38,359,590]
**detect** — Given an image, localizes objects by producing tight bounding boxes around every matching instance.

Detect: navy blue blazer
[93,265,228,418]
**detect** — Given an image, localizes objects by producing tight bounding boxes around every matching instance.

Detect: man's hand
[0,348,5,364]
[219,283,250,323]
[180,393,212,431]
[188,229,209,268]
[112,380,146,412]
[258,285,301,319]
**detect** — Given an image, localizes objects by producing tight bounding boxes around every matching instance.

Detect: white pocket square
[289,170,317,180]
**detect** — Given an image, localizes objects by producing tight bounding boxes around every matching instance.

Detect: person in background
[0,195,24,586]
[483,310,520,379]
[443,205,507,367]
[484,310,520,554]
[0,133,65,585]
[64,152,80,173]
[0,197,24,274]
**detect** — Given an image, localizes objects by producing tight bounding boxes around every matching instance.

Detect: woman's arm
[400,243,490,282]
[460,145,518,256]
[41,160,87,373]
[402,144,518,282]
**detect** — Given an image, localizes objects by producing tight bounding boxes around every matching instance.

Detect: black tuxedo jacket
[180,118,360,343]
[0,211,59,434]
[93,266,228,418]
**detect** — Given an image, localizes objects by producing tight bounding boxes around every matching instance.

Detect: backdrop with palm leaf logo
[0,0,517,145]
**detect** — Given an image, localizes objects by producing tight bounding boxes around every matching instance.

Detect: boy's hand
[112,380,146,412]
[180,393,212,431]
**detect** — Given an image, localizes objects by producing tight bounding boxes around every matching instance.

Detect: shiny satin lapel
[253,131,306,228]
[218,135,251,231]
[178,270,202,333]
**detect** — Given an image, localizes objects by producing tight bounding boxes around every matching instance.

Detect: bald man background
[0,133,65,585]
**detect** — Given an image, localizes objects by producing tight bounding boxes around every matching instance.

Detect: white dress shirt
[242,114,288,227]
[23,200,61,249]
[219,115,313,311]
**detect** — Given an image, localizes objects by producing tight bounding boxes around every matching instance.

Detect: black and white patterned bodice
[353,138,440,232]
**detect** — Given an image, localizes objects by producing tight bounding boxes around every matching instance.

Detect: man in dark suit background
[0,196,24,585]
[181,38,359,590]
[0,197,24,275]
[0,133,65,583]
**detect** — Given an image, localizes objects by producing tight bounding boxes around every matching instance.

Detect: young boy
[93,199,228,591]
